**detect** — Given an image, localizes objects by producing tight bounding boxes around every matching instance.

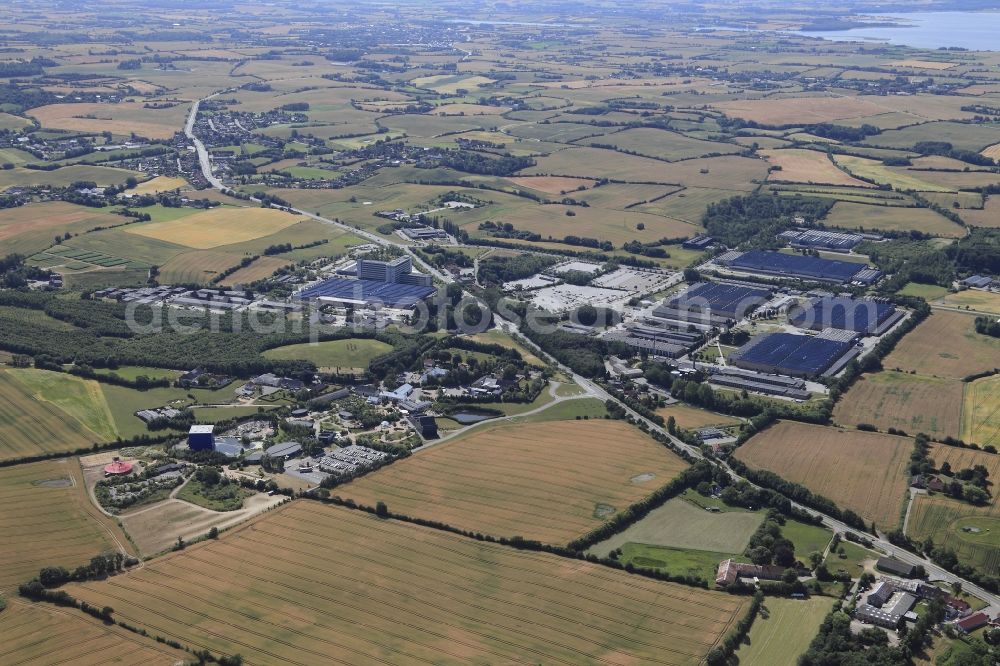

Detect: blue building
[187,424,215,451]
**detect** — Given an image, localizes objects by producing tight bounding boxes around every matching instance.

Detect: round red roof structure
[104,460,134,475]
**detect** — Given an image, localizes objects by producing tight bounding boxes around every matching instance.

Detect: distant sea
[795,11,1000,51]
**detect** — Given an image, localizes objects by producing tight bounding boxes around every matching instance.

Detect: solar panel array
[789,297,895,334]
[731,332,852,376]
[297,277,437,308]
[667,282,772,319]
[724,250,864,283]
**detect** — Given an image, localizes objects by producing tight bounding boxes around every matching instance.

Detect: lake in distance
[796,11,1000,51]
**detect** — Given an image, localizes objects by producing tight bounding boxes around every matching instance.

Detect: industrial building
[265,441,302,459]
[655,282,772,326]
[717,250,882,285]
[729,331,856,378]
[296,277,436,310]
[707,366,812,400]
[187,424,215,451]
[400,226,450,241]
[778,228,864,252]
[356,255,432,287]
[788,296,901,335]
[682,234,715,250]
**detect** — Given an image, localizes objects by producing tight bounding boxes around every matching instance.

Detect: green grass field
[618,543,740,584]
[261,339,393,370]
[907,494,1000,576]
[962,374,1000,448]
[4,368,117,442]
[735,597,836,666]
[899,282,951,300]
[782,519,834,561]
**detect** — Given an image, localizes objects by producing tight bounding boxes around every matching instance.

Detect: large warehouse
[296,277,436,309]
[789,296,901,335]
[729,331,856,377]
[718,250,881,285]
[652,281,771,328]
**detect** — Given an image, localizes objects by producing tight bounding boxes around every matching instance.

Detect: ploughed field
[339,419,689,545]
[66,501,748,666]
[734,421,912,530]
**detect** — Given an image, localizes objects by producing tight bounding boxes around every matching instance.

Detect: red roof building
[955,612,989,633]
[104,459,134,475]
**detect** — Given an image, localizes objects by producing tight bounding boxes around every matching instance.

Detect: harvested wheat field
[342,419,689,544]
[0,601,187,665]
[930,445,1000,509]
[126,206,300,249]
[0,459,129,592]
[713,95,890,125]
[762,148,872,187]
[508,175,597,194]
[962,374,1000,448]
[129,175,187,195]
[883,311,1000,379]
[0,201,122,256]
[68,501,746,666]
[735,421,912,529]
[27,102,189,140]
[833,371,963,440]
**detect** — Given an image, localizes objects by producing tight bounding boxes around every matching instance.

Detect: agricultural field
[0,164,142,190]
[128,175,187,195]
[0,601,187,665]
[466,329,546,367]
[762,148,871,187]
[883,311,1000,379]
[961,374,1000,448]
[833,371,963,440]
[907,494,1000,576]
[824,201,963,237]
[588,492,765,558]
[734,597,836,666]
[0,459,128,592]
[67,501,749,666]
[581,127,741,161]
[0,369,117,461]
[958,196,1000,228]
[735,421,912,529]
[834,155,955,192]
[27,101,189,139]
[656,403,743,430]
[0,201,124,256]
[261,339,394,371]
[932,289,1000,316]
[341,419,689,544]
[126,206,301,249]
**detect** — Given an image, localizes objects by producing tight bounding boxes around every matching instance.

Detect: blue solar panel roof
[732,332,852,375]
[668,282,772,318]
[726,250,863,282]
[297,278,436,308]
[789,297,895,334]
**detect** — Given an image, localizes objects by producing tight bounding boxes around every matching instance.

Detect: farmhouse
[715,559,785,586]
[954,612,990,633]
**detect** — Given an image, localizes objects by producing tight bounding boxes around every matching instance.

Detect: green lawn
[898,282,951,300]
[618,543,740,585]
[261,339,393,370]
[512,397,607,423]
[782,520,834,561]
[827,541,879,579]
[176,476,253,512]
[736,597,836,666]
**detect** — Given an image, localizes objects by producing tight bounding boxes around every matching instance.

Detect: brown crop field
[883,311,1000,379]
[127,207,301,249]
[762,149,872,187]
[735,421,912,529]
[961,196,1000,228]
[656,403,743,430]
[833,371,963,440]
[129,175,187,195]
[824,201,963,237]
[508,175,597,194]
[341,419,689,544]
[67,501,747,665]
[0,601,187,665]
[156,249,246,284]
[0,202,123,256]
[218,256,292,285]
[0,459,129,592]
[713,95,895,125]
[27,101,189,139]
[930,445,1000,507]
[962,374,1000,448]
